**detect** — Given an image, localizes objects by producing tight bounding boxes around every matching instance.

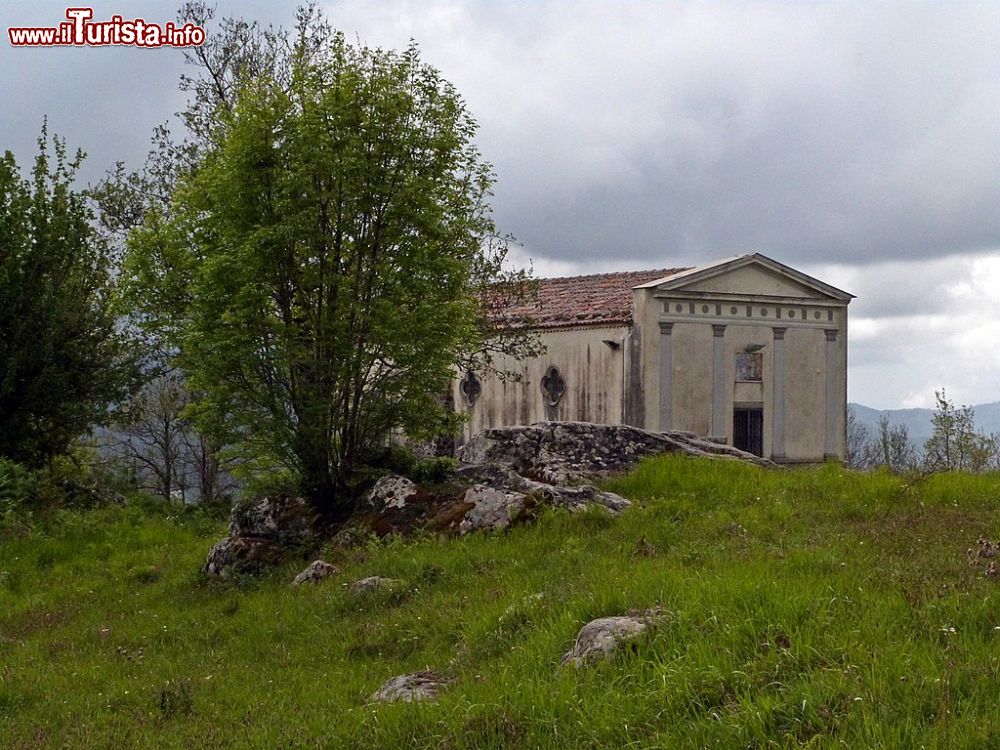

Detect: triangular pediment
[639,254,854,302]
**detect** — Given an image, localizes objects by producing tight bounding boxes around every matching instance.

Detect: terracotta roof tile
[500,267,691,330]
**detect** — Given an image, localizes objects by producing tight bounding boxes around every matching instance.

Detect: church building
[453,253,854,463]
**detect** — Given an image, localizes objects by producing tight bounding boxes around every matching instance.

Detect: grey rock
[353,454,633,540]
[202,536,286,578]
[371,670,444,703]
[456,461,630,516]
[527,482,630,514]
[562,615,650,666]
[228,494,321,546]
[349,575,403,593]
[291,559,339,586]
[454,461,531,491]
[458,485,528,534]
[365,474,419,512]
[204,493,323,577]
[458,421,773,485]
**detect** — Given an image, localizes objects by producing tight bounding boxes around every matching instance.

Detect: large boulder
[203,536,286,578]
[458,421,773,484]
[364,475,419,512]
[458,485,529,534]
[229,494,322,546]
[204,494,324,578]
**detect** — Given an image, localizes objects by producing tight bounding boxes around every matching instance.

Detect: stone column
[824,328,839,460]
[658,322,673,431]
[711,324,727,441]
[771,327,786,461]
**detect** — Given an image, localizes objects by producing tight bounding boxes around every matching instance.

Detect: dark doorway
[733,408,764,457]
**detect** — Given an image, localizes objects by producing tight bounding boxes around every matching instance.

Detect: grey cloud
[5,1,998,265]
[331,1,1000,267]
[0,1,298,183]
[805,257,971,320]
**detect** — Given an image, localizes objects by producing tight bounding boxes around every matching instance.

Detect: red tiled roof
[500,268,691,330]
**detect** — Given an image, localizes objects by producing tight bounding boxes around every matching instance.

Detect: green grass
[5,456,1000,748]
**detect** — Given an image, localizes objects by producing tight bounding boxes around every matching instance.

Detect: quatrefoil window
[541,366,566,406]
[459,370,482,405]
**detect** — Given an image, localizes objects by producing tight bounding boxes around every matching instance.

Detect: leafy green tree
[924,389,999,472]
[124,29,534,518]
[0,128,136,467]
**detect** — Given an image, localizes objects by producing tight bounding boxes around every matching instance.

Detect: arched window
[541,366,566,406]
[459,370,482,406]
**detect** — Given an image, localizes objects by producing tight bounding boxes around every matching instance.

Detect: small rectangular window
[735,352,762,382]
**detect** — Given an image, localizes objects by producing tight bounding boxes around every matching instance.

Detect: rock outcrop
[459,421,772,484]
[354,466,630,538]
[204,422,769,576]
[454,462,630,514]
[229,494,322,546]
[457,485,528,534]
[203,536,286,578]
[365,475,419,513]
[203,494,323,578]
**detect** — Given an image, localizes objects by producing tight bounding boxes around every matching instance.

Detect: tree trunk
[294,425,351,521]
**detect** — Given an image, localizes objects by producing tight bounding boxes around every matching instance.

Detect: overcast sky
[3,1,999,409]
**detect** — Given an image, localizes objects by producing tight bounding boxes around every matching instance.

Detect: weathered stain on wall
[783,327,827,461]
[668,322,714,437]
[624,323,643,426]
[454,325,628,446]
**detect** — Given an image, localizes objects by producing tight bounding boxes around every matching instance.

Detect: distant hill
[850,401,1000,444]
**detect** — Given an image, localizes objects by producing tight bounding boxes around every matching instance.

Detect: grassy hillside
[4,456,1000,748]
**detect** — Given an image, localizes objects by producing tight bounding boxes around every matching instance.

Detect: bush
[0,450,131,534]
[0,457,34,519]
[362,444,457,486]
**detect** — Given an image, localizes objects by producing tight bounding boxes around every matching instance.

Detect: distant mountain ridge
[849,401,1000,444]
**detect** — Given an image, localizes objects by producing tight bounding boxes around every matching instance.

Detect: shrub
[0,449,133,534]
[362,444,457,485]
[0,457,34,529]
[0,458,33,508]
